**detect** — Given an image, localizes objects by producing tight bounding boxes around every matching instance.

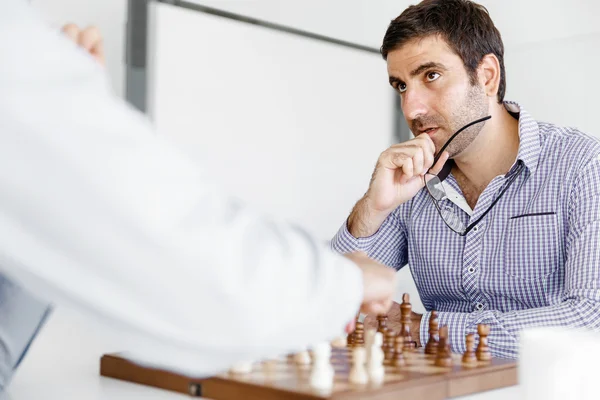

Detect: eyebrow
[388,61,448,87]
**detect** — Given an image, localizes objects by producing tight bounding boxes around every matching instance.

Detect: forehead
[386,35,462,77]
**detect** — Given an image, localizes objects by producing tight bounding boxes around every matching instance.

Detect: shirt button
[476,303,484,310]
[468,267,475,273]
[473,226,479,232]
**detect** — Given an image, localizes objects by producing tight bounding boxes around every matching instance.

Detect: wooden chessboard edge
[100,353,201,396]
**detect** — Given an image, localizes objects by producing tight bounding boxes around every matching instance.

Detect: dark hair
[381,0,506,103]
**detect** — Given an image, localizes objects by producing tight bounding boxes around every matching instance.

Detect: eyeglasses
[423,116,523,236]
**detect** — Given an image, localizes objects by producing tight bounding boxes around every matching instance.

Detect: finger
[412,146,425,176]
[399,158,414,182]
[79,27,105,63]
[430,151,450,175]
[344,319,355,334]
[61,23,80,42]
[415,133,436,155]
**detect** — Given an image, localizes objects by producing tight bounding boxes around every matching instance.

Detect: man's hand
[344,252,396,316]
[347,134,449,238]
[61,23,104,65]
[362,302,423,347]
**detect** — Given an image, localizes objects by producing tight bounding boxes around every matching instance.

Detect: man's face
[387,35,489,158]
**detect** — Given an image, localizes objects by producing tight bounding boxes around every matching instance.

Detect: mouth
[421,127,439,136]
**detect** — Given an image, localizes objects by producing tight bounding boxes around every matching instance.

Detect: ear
[477,54,500,99]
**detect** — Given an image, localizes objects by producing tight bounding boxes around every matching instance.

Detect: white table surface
[2,309,520,400]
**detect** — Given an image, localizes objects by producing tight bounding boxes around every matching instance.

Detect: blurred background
[30,0,600,312]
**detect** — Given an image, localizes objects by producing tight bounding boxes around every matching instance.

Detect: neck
[452,103,520,190]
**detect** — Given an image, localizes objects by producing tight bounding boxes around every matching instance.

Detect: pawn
[367,332,385,384]
[434,326,452,368]
[392,335,406,368]
[347,329,356,348]
[310,343,334,391]
[383,329,396,365]
[354,322,365,346]
[476,324,491,362]
[349,347,368,385]
[294,349,311,365]
[461,333,478,367]
[376,314,388,335]
[424,311,440,355]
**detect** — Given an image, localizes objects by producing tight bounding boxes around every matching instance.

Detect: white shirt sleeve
[0,0,363,377]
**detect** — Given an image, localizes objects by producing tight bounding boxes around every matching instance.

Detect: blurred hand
[61,23,105,65]
[344,252,396,316]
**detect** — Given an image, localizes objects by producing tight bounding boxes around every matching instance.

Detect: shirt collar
[437,101,541,181]
[504,101,541,175]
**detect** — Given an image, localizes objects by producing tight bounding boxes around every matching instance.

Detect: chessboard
[99,294,517,399]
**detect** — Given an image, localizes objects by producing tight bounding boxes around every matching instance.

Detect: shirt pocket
[503,212,559,281]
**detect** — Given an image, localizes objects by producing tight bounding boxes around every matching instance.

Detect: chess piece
[310,343,335,391]
[384,329,396,365]
[347,329,356,348]
[331,335,347,348]
[462,333,478,367]
[229,361,253,374]
[349,347,368,385]
[424,311,440,355]
[476,324,491,362]
[364,328,376,364]
[392,335,406,368]
[294,348,311,365]
[434,326,452,367]
[367,332,385,384]
[400,293,416,350]
[376,314,388,335]
[354,322,365,346]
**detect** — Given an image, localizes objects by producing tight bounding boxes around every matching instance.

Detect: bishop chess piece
[400,293,416,350]
[476,324,491,362]
[462,333,478,367]
[424,311,440,355]
[349,347,368,385]
[434,326,452,368]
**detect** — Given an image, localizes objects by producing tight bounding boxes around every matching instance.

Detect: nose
[401,88,430,123]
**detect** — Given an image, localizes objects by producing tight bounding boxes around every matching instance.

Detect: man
[331,0,600,359]
[0,0,397,391]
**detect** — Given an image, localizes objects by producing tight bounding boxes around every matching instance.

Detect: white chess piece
[364,328,376,364]
[331,335,347,348]
[294,348,311,365]
[349,347,368,385]
[367,332,385,384]
[310,342,335,391]
[229,361,253,374]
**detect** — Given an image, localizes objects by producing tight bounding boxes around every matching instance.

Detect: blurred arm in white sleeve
[0,0,395,377]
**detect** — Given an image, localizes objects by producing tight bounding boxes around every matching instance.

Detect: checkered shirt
[331,102,600,359]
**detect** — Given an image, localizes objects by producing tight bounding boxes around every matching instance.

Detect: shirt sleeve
[330,208,409,270]
[419,155,600,359]
[0,0,364,377]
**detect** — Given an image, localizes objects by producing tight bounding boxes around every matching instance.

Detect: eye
[397,83,407,93]
[426,71,440,82]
